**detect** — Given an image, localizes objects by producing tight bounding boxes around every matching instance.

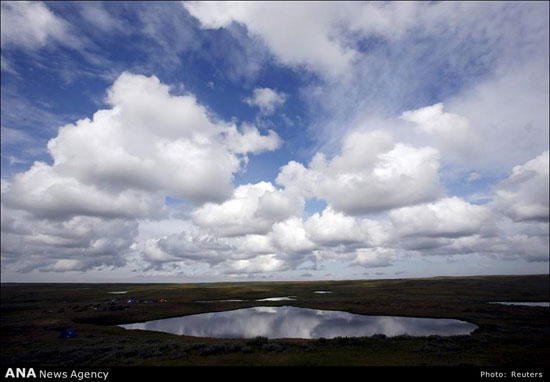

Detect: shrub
[246,336,268,346]
[262,343,284,353]
[371,334,386,340]
[199,344,225,356]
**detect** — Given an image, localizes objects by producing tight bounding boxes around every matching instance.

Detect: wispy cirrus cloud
[0,1,82,50]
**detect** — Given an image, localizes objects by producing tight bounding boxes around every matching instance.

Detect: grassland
[1,274,548,366]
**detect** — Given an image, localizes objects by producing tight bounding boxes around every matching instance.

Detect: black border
[2,366,550,382]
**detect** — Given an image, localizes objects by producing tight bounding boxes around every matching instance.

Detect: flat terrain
[1,275,548,366]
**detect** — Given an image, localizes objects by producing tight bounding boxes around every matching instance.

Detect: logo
[5,368,37,378]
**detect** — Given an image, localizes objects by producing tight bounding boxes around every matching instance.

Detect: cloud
[244,87,287,115]
[1,126,32,145]
[352,247,397,268]
[140,204,395,274]
[223,123,281,154]
[2,3,547,279]
[220,254,286,274]
[0,2,80,50]
[1,206,138,272]
[277,2,548,168]
[502,233,549,262]
[400,103,482,159]
[390,197,495,239]
[132,2,202,71]
[270,217,316,254]
[3,72,282,219]
[140,225,285,272]
[492,151,549,222]
[468,172,481,182]
[3,162,167,220]
[135,149,548,274]
[76,2,122,33]
[400,229,548,263]
[0,56,18,74]
[1,72,283,272]
[184,2,358,78]
[143,228,235,266]
[184,2,548,84]
[445,58,549,172]
[276,130,441,215]
[387,188,547,263]
[304,207,390,247]
[191,182,303,237]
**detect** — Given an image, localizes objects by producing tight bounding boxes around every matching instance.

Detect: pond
[196,297,296,303]
[489,302,549,307]
[255,296,296,301]
[119,306,477,339]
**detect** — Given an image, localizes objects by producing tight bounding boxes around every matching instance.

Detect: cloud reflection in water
[120,306,477,339]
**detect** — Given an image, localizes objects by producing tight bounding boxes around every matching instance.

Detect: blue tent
[127,298,136,304]
[59,328,77,338]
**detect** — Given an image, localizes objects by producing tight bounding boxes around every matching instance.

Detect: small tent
[58,328,77,339]
[127,298,136,304]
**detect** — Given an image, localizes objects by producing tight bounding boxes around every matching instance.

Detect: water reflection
[255,296,296,301]
[196,297,297,303]
[489,302,549,307]
[314,291,332,294]
[119,306,477,339]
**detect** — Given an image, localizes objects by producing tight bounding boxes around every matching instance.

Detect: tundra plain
[1,274,548,366]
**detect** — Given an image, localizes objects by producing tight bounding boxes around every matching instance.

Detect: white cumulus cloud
[400,103,482,159]
[220,254,286,274]
[1,206,138,272]
[3,72,282,219]
[244,87,287,115]
[223,123,281,154]
[277,130,441,215]
[270,217,316,255]
[390,197,495,239]
[304,206,390,247]
[1,72,283,273]
[192,182,303,237]
[492,151,549,222]
[352,247,397,268]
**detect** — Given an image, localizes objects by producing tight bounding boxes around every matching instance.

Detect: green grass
[1,274,548,366]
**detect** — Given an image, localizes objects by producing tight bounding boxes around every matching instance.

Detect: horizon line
[1,273,548,285]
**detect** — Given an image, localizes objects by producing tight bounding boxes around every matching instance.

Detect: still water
[489,302,549,307]
[255,296,296,301]
[196,297,296,303]
[119,306,477,339]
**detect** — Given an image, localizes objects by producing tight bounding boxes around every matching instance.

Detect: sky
[0,1,548,283]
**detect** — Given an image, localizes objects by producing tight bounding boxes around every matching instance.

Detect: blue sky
[1,1,548,282]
